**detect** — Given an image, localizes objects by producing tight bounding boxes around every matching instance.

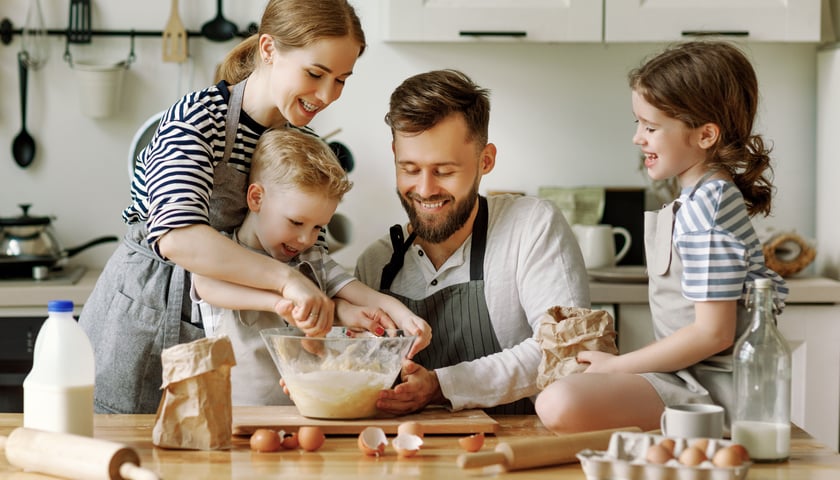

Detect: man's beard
[398,182,479,244]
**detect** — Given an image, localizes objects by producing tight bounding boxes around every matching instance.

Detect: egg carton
[576,432,751,480]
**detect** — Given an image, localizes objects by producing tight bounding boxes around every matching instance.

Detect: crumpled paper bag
[153,335,237,450]
[536,306,619,390]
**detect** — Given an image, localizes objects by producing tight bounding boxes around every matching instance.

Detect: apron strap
[380,225,417,290]
[222,80,247,165]
[469,196,489,281]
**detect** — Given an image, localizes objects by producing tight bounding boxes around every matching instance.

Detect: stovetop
[0,266,86,287]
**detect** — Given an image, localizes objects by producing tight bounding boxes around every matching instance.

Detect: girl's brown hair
[250,129,352,201]
[628,41,774,216]
[216,0,366,84]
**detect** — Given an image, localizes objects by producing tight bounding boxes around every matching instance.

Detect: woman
[79,0,366,414]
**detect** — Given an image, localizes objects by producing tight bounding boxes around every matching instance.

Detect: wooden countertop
[0,413,836,479]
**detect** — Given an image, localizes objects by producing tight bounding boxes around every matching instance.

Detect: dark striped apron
[379,196,534,415]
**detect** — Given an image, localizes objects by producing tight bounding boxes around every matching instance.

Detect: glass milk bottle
[732,278,791,462]
[22,300,95,436]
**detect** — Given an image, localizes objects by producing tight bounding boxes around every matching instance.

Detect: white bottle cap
[754,278,773,288]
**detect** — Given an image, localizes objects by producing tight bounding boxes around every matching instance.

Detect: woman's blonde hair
[216,0,366,84]
[250,129,352,201]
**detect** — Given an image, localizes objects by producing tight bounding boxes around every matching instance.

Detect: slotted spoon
[162,0,188,62]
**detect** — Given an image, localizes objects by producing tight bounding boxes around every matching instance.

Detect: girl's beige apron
[379,196,534,415]
[80,81,250,414]
[642,182,750,427]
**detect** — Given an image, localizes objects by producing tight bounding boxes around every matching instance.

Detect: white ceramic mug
[660,404,725,438]
[572,224,631,270]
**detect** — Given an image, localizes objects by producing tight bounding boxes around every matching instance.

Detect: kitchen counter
[0,267,101,316]
[590,275,840,304]
[0,413,837,479]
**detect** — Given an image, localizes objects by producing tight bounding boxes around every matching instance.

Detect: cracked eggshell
[281,431,299,449]
[393,433,424,458]
[358,427,388,456]
[458,432,485,452]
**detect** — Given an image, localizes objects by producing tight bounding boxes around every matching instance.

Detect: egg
[691,438,710,454]
[297,426,326,452]
[281,432,299,450]
[658,438,676,455]
[678,446,708,466]
[458,432,485,452]
[397,421,424,439]
[358,427,388,456]
[645,444,673,464]
[392,433,423,458]
[729,443,751,462]
[712,445,746,467]
[249,428,282,452]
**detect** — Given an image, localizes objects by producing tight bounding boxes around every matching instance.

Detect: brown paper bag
[536,306,619,390]
[153,335,237,450]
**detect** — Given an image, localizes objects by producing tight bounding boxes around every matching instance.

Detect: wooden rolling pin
[457,426,642,471]
[0,427,159,480]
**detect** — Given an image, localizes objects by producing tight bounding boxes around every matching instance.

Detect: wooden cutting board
[232,405,498,436]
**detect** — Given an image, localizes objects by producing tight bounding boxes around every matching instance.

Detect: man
[355,69,590,415]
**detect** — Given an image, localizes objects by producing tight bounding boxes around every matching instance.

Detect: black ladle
[201,0,238,42]
[12,51,36,169]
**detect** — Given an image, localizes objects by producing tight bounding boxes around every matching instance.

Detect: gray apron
[379,196,534,415]
[642,175,751,426]
[80,81,251,414]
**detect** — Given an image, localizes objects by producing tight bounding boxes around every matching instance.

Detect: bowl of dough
[261,326,416,419]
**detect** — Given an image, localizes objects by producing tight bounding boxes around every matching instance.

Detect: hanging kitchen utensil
[67,0,92,44]
[21,0,49,70]
[162,0,188,62]
[12,52,36,169]
[201,0,238,42]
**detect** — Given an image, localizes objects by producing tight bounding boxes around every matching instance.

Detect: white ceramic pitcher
[572,224,632,270]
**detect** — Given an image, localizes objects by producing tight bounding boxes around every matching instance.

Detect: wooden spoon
[162,0,188,62]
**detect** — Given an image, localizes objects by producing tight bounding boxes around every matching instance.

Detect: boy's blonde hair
[250,128,352,200]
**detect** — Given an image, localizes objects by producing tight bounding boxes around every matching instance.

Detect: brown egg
[645,444,673,464]
[712,446,744,467]
[658,438,676,455]
[397,421,424,439]
[678,446,708,466]
[281,432,299,450]
[249,428,282,452]
[458,432,485,452]
[358,427,388,456]
[691,438,710,454]
[729,443,751,462]
[392,433,423,458]
[297,426,326,452]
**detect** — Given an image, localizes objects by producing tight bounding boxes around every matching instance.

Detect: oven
[0,266,90,412]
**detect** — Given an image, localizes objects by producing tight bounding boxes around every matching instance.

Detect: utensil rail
[0,18,258,46]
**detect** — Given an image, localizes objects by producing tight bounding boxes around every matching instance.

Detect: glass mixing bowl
[260,326,417,419]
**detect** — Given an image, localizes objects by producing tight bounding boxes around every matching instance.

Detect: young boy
[192,128,431,406]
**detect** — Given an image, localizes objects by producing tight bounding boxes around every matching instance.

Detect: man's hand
[375,360,444,415]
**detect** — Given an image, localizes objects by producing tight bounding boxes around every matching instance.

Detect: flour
[285,370,394,419]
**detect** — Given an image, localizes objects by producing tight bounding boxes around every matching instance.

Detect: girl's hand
[577,350,620,374]
[334,299,397,335]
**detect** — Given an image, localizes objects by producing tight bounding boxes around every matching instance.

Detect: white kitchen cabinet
[604,0,824,43]
[381,0,603,43]
[595,278,840,452]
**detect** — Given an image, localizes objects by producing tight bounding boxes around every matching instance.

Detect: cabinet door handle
[681,30,749,37]
[459,30,527,38]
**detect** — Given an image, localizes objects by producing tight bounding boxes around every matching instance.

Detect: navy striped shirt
[674,180,788,305]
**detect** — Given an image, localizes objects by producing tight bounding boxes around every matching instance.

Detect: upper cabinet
[381,0,603,43]
[604,0,825,43]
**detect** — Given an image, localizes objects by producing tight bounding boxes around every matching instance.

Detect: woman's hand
[577,350,621,374]
[334,298,397,334]
[392,314,431,359]
[277,269,334,334]
[274,298,332,337]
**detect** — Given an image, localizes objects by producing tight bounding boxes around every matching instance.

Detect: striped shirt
[122,81,323,259]
[674,180,788,304]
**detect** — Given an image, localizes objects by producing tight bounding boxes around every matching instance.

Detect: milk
[732,420,791,461]
[22,300,95,437]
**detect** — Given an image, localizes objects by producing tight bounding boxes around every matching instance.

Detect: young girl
[535,41,788,433]
[79,0,366,414]
[192,128,431,406]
